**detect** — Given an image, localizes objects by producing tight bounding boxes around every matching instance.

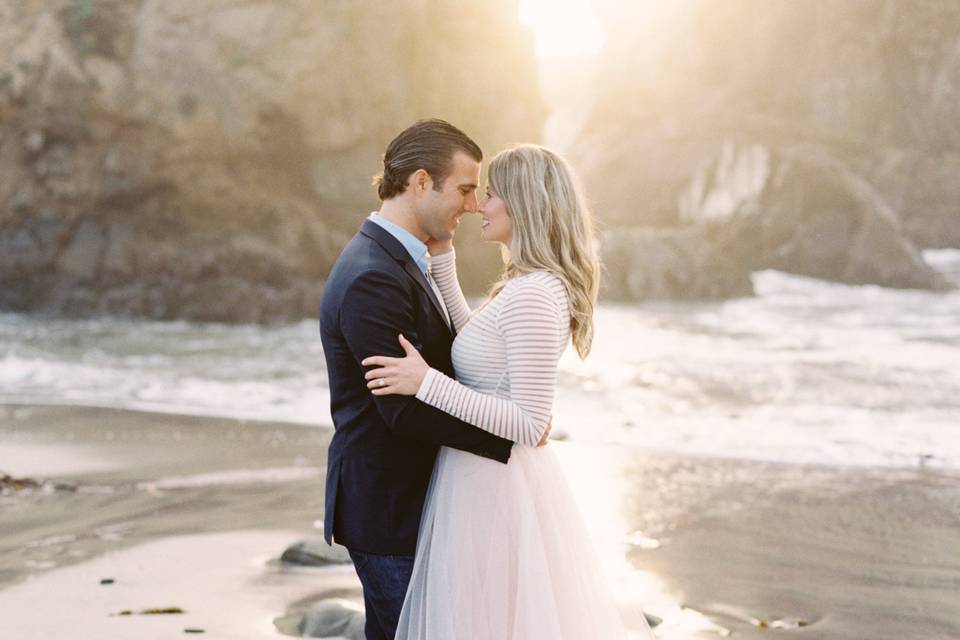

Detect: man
[319,119,514,640]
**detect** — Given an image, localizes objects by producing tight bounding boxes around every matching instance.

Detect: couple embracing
[319,119,653,639]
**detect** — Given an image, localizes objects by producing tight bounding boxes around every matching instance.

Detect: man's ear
[410,168,432,195]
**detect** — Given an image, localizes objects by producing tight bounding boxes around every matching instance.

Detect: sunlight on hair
[519,0,605,59]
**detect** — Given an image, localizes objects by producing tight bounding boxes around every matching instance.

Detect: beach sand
[1,404,957,639]
[612,452,960,639]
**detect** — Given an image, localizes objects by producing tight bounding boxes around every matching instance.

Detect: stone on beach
[0,471,76,494]
[0,471,41,492]
[298,599,365,640]
[280,538,352,567]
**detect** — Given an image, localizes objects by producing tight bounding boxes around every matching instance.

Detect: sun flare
[519,0,605,59]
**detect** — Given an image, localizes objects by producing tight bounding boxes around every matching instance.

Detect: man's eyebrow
[458,182,478,189]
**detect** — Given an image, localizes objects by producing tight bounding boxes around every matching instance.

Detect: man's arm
[339,269,512,463]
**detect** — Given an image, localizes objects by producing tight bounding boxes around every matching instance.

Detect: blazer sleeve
[338,268,513,463]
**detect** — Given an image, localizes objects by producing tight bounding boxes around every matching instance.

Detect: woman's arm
[339,269,513,461]
[415,277,565,446]
[428,249,472,333]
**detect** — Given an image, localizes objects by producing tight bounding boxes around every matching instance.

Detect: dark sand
[0,405,333,590]
[615,453,960,639]
[1,404,958,639]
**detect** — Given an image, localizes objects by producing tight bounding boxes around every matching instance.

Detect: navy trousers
[347,549,415,640]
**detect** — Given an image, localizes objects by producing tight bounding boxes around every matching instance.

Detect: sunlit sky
[519,0,606,59]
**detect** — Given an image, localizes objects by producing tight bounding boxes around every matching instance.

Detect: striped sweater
[415,250,570,447]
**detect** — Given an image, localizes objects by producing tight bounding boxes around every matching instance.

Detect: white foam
[2,259,959,472]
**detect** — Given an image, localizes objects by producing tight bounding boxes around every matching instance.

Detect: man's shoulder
[333,256,410,304]
[329,232,398,282]
[323,232,395,307]
[344,267,405,292]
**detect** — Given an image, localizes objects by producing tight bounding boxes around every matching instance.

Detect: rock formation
[0,0,544,322]
[567,0,959,298]
[4,0,957,318]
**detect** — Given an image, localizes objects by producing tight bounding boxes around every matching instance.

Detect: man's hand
[537,416,553,447]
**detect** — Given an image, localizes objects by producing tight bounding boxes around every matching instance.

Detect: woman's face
[478,185,512,245]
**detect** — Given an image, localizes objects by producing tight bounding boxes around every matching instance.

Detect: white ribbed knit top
[415,250,570,447]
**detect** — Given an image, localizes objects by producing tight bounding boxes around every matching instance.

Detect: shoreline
[2,395,954,474]
[0,404,332,591]
[2,403,958,639]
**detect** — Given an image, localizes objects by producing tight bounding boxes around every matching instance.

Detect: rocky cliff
[0,0,544,322]
[5,0,957,320]
[573,0,958,299]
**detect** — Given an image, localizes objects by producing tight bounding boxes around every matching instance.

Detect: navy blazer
[319,218,513,554]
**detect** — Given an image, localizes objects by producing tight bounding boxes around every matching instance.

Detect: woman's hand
[425,236,454,256]
[362,334,429,396]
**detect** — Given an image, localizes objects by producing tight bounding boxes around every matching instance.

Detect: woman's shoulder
[507,270,566,290]
[502,271,568,308]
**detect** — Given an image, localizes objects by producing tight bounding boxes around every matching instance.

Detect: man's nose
[463,192,478,213]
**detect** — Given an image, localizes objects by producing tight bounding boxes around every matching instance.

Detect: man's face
[415,151,481,242]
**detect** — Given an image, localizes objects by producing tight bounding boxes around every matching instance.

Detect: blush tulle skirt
[395,445,655,639]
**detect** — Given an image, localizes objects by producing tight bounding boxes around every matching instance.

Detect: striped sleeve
[428,249,472,332]
[415,276,564,446]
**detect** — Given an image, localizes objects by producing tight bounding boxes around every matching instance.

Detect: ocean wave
[2,271,959,471]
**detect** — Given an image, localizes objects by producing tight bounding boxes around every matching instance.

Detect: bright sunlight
[519,0,605,59]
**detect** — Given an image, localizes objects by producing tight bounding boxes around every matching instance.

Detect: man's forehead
[450,150,481,183]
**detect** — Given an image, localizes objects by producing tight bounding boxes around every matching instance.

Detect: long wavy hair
[485,144,600,358]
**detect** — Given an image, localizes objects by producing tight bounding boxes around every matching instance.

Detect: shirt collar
[368,213,430,276]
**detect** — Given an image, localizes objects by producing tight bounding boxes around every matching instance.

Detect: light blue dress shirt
[368,213,430,277]
[368,213,451,328]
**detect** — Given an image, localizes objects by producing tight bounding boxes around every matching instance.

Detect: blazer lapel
[360,219,454,335]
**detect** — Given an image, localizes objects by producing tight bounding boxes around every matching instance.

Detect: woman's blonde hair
[485,144,600,358]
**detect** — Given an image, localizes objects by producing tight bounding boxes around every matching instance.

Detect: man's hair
[373,119,482,200]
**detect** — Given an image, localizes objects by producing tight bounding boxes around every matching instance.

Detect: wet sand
[613,452,960,639]
[1,404,958,639]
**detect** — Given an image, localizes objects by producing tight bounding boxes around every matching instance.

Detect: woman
[361,145,654,639]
